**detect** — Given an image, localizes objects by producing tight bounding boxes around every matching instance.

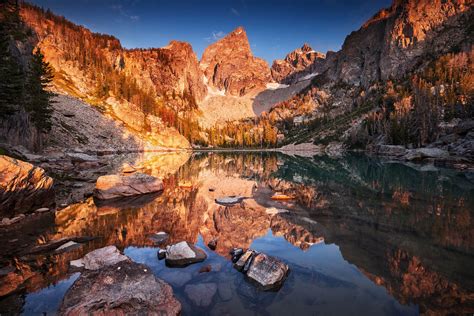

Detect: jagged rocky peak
[271,43,326,83]
[124,41,207,106]
[327,0,473,86]
[200,26,271,97]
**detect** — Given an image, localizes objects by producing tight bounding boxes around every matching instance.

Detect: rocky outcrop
[124,42,207,110]
[93,173,164,200]
[18,5,197,147]
[0,155,54,217]
[271,43,326,83]
[327,0,473,86]
[59,260,181,315]
[201,27,272,96]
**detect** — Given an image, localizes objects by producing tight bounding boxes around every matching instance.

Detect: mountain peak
[301,43,313,53]
[230,26,246,37]
[200,26,270,96]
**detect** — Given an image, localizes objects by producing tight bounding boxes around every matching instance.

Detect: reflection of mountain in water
[0,152,473,314]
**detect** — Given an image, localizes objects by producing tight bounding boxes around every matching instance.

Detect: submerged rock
[93,173,164,200]
[184,283,217,307]
[0,155,55,217]
[161,270,192,287]
[165,241,207,267]
[70,245,129,270]
[246,253,289,291]
[59,261,181,315]
[199,265,212,273]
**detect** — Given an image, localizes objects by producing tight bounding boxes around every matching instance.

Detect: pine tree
[24,48,55,131]
[0,23,24,118]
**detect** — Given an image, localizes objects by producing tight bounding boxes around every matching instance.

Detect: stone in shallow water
[215,196,244,205]
[70,245,129,270]
[234,250,254,271]
[59,261,181,315]
[165,241,207,267]
[157,248,167,260]
[184,283,217,307]
[94,173,164,200]
[246,253,289,291]
[230,248,244,263]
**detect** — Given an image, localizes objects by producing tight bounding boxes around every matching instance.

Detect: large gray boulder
[165,241,207,267]
[246,253,289,291]
[58,260,181,315]
[93,173,163,200]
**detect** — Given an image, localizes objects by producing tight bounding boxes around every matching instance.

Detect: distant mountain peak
[200,26,271,96]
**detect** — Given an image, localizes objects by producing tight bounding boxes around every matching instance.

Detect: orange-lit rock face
[201,27,272,96]
[0,156,55,217]
[271,43,326,83]
[124,42,207,110]
[19,6,206,109]
[328,0,472,86]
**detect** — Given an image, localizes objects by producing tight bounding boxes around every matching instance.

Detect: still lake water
[1,152,473,315]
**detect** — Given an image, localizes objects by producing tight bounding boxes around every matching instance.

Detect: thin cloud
[111,3,140,22]
[205,31,226,42]
[231,8,240,16]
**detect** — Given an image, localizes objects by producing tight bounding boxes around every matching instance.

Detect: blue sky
[29,0,392,64]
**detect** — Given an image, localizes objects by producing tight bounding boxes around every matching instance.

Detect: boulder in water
[59,261,181,315]
[246,253,289,291]
[165,241,207,267]
[94,173,163,200]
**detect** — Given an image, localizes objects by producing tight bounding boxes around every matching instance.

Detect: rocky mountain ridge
[271,43,326,84]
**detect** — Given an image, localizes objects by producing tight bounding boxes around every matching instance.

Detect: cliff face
[200,27,272,96]
[19,5,207,110]
[123,42,207,110]
[271,43,326,84]
[327,0,473,86]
